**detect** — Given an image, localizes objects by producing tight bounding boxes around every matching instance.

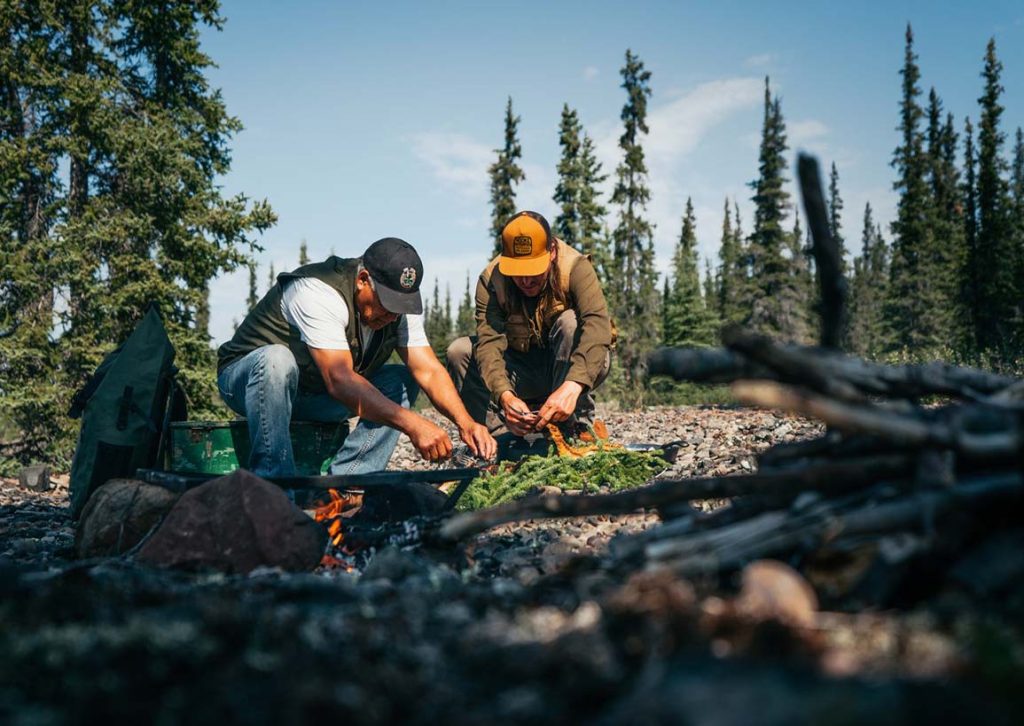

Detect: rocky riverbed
[2,406,1022,725]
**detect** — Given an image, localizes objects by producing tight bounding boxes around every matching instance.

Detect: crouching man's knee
[446,336,474,381]
[549,311,580,360]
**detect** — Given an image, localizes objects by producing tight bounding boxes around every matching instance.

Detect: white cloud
[647,77,765,158]
[590,77,765,273]
[583,65,599,81]
[789,119,829,146]
[408,132,492,200]
[593,77,763,182]
[744,53,776,68]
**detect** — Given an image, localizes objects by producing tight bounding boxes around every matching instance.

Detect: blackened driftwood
[757,431,898,469]
[643,473,1024,576]
[798,153,848,350]
[647,334,1019,403]
[438,455,915,541]
[731,380,1022,457]
[646,346,766,383]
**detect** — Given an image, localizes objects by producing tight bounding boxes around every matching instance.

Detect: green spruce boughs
[457,446,668,511]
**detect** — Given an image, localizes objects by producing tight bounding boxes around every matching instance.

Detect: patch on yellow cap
[499,212,552,276]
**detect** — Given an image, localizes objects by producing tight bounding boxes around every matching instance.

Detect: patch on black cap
[362,237,424,315]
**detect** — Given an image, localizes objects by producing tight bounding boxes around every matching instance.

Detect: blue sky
[202,0,1024,344]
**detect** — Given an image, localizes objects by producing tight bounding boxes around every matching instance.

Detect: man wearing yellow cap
[447,211,613,437]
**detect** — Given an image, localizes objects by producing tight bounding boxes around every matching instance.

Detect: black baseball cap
[362,237,424,315]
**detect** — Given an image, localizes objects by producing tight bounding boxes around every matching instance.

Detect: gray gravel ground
[1,405,822,570]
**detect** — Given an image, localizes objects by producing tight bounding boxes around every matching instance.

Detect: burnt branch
[439,455,915,541]
[644,472,1024,576]
[732,380,1022,457]
[648,333,1019,403]
[798,153,848,349]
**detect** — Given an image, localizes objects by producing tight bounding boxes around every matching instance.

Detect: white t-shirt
[280,277,429,350]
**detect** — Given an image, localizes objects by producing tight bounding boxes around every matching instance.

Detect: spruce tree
[247,264,259,310]
[747,77,809,341]
[925,92,966,351]
[849,203,890,358]
[703,258,720,341]
[661,276,672,346]
[554,105,584,248]
[1012,127,1024,340]
[455,273,475,337]
[730,199,754,318]
[788,212,816,338]
[827,162,848,275]
[424,278,454,360]
[610,49,660,399]
[0,1,65,465]
[299,239,310,265]
[825,163,849,342]
[577,133,611,280]
[444,283,453,339]
[1,1,274,468]
[975,38,1015,357]
[553,104,609,278]
[664,198,714,347]
[962,116,980,351]
[885,24,939,356]
[1012,127,1024,230]
[716,197,740,326]
[107,0,274,408]
[488,97,524,257]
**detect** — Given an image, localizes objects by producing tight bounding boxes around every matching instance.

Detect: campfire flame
[312,488,362,569]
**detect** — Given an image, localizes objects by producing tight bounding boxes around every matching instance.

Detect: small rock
[772,423,792,438]
[363,545,426,582]
[736,559,818,627]
[76,479,180,558]
[18,465,51,492]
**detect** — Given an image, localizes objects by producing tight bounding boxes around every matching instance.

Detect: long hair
[509,237,567,321]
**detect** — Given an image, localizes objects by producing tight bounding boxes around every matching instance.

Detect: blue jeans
[217,345,418,477]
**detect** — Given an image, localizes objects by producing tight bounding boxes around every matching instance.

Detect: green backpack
[68,306,185,519]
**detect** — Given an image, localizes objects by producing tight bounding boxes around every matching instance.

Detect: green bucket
[169,420,348,475]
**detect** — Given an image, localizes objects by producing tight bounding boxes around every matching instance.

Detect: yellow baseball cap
[498,211,553,277]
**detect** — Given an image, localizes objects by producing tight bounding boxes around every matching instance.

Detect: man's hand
[458,420,497,460]
[407,416,453,462]
[499,391,539,436]
[535,380,584,429]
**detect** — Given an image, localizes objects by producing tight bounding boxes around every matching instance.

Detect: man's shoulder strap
[555,238,585,291]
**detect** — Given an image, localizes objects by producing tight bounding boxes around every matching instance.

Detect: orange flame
[313,488,362,555]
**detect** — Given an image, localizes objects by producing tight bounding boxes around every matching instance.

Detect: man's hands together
[501,380,584,434]
[499,391,539,436]
[536,380,583,429]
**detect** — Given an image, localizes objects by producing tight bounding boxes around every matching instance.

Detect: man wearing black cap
[217,237,496,477]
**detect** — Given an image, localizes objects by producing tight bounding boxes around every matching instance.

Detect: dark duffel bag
[68,306,185,519]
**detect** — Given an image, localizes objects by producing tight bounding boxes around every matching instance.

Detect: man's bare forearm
[325,372,418,434]
[411,357,475,429]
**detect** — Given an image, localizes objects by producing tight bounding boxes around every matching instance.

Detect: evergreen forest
[2,6,1021,472]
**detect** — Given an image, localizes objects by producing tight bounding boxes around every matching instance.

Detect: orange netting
[545,419,620,458]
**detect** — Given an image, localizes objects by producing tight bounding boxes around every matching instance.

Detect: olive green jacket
[474,239,612,403]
